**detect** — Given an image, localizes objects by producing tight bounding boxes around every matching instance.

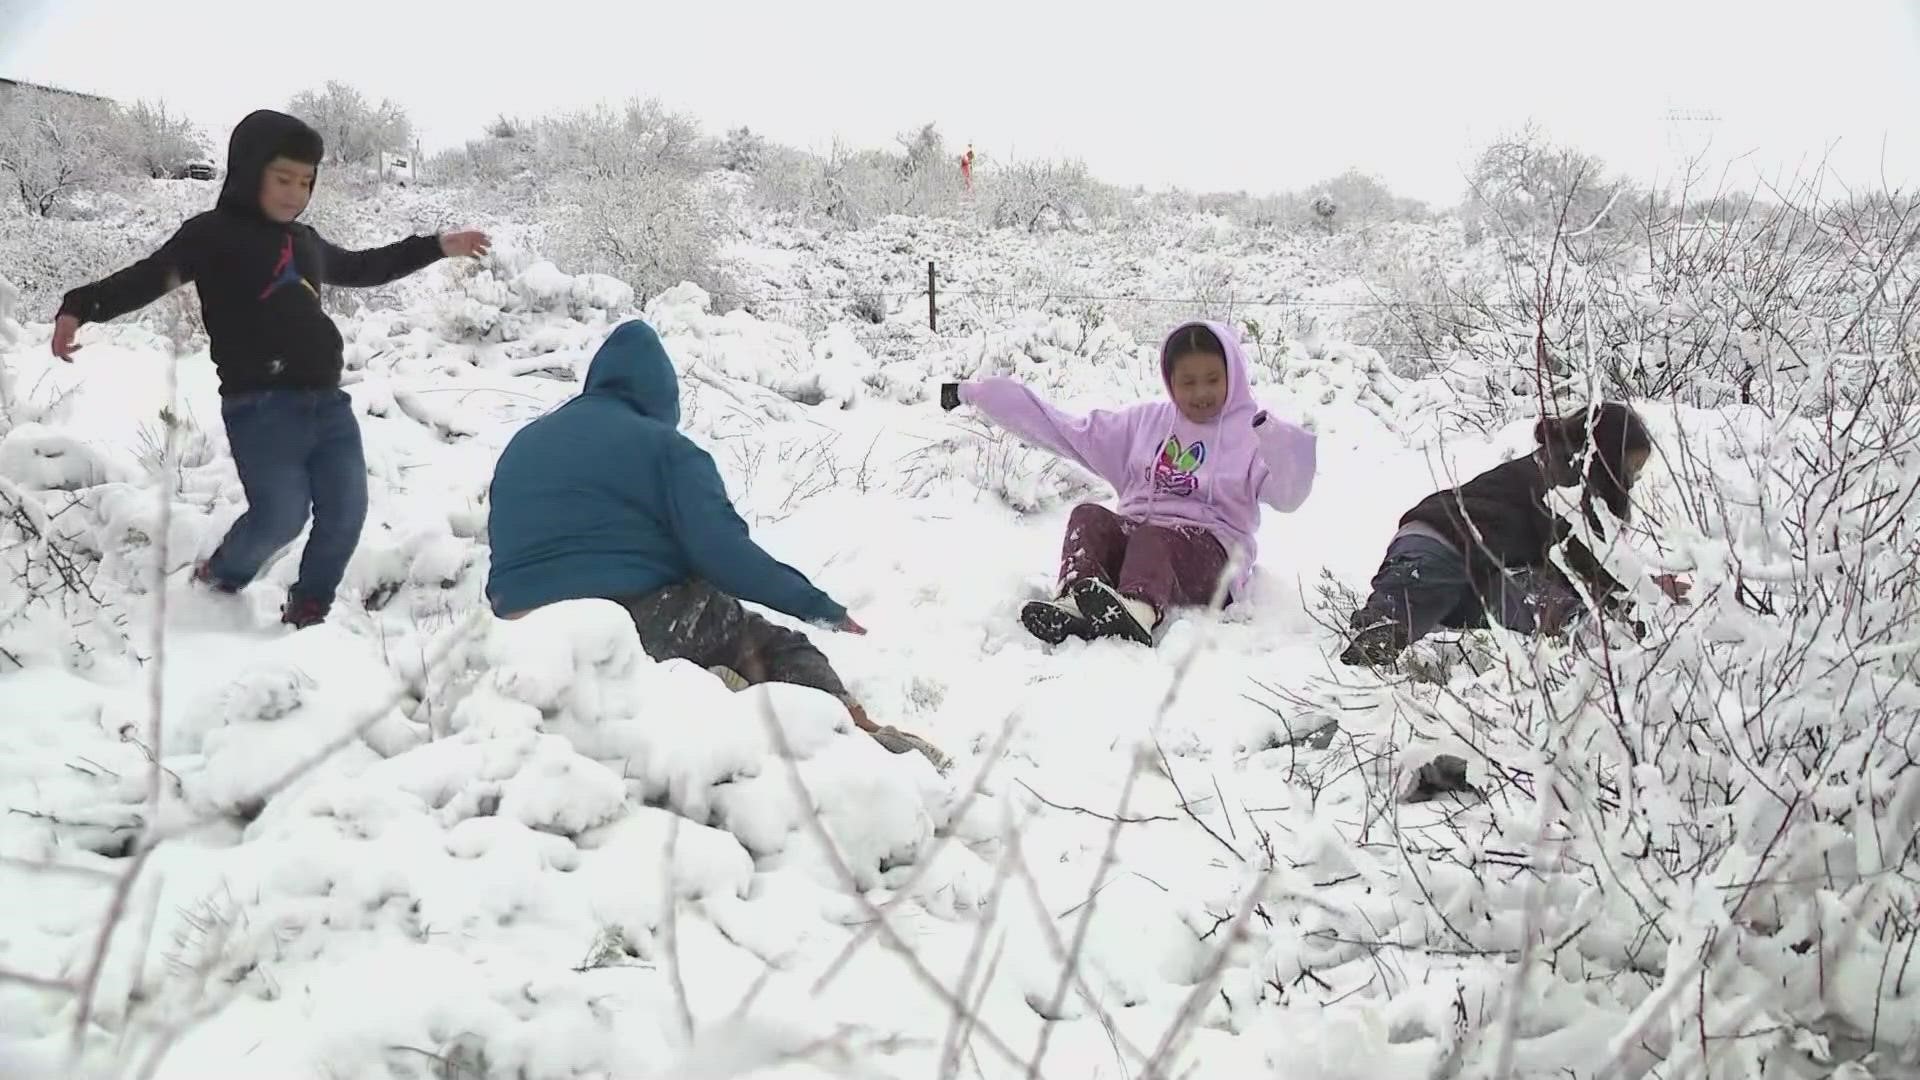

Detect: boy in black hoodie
[51,110,491,628]
[1341,402,1689,666]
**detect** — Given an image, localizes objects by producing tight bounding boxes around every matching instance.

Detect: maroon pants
[1059,503,1231,614]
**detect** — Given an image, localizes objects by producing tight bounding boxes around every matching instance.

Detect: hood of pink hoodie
[1113,320,1266,583]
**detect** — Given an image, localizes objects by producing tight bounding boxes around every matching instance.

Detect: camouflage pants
[616,579,848,699]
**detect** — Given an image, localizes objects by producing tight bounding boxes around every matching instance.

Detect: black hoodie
[58,110,445,395]
[1399,454,1625,608]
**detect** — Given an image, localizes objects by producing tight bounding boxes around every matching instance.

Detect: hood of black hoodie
[217,110,323,218]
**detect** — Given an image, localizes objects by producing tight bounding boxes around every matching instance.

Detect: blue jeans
[204,389,368,608]
[1352,533,1579,644]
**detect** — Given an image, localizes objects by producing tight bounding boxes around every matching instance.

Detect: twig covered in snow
[747,689,1036,1075]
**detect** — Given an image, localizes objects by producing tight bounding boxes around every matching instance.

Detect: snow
[3,184,1917,1080]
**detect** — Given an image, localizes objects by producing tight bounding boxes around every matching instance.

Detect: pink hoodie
[958,320,1317,591]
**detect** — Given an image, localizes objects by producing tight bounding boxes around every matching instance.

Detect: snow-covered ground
[3,189,1917,1080]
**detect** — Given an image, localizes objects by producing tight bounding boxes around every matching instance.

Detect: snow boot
[1404,756,1476,802]
[281,596,329,630]
[1019,592,1093,645]
[868,726,953,772]
[1339,617,1406,668]
[846,700,951,772]
[192,560,240,595]
[1069,578,1157,646]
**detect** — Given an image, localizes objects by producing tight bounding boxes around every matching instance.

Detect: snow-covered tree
[285,81,413,167]
[721,125,770,175]
[1463,124,1627,244]
[119,99,209,179]
[0,86,125,216]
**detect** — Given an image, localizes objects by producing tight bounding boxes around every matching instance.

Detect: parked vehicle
[164,159,217,181]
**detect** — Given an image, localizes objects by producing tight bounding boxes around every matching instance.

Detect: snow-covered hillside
[3,180,1919,1080]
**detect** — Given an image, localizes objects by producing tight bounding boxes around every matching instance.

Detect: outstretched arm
[312,231,447,288]
[1252,411,1318,511]
[58,217,208,326]
[1545,509,1631,619]
[663,442,849,626]
[954,377,1140,487]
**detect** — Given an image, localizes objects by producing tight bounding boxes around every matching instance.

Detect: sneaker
[869,726,953,772]
[192,560,240,595]
[1069,578,1157,646]
[1019,594,1093,645]
[281,597,329,630]
[1339,618,1406,667]
[842,698,952,771]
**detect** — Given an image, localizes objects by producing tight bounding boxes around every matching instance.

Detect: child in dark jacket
[486,320,949,771]
[51,109,491,628]
[941,321,1317,646]
[1342,402,1686,665]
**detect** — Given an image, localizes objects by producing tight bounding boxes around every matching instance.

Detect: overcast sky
[4,0,1918,205]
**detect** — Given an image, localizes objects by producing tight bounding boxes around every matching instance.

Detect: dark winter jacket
[57,109,444,395]
[1399,454,1624,604]
[484,320,848,625]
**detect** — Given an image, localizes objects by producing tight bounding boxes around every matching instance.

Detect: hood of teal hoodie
[584,320,681,426]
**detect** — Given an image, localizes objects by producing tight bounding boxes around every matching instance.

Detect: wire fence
[731,285,1528,310]
[717,269,1536,355]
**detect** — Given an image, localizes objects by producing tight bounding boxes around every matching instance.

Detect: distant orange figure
[960,143,975,192]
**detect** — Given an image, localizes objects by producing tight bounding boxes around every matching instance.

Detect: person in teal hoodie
[485,320,947,770]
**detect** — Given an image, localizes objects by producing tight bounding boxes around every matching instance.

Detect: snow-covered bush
[508,102,730,305]
[719,125,771,175]
[552,165,721,306]
[0,272,20,346]
[0,476,136,675]
[978,157,1113,232]
[1225,362,1920,1075]
[1443,176,1920,417]
[285,80,413,168]
[433,245,634,342]
[0,209,157,317]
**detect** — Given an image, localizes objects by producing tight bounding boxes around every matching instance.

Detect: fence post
[927,260,937,333]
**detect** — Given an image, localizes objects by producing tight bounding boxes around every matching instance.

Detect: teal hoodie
[484,320,847,624]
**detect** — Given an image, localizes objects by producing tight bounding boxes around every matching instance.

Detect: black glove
[939,383,962,411]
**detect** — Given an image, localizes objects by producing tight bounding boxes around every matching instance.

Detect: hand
[838,615,868,635]
[51,315,81,362]
[939,383,962,412]
[440,230,491,259]
[1253,407,1317,433]
[1653,573,1692,604]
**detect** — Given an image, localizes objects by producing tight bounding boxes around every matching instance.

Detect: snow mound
[0,423,138,491]
[437,601,953,889]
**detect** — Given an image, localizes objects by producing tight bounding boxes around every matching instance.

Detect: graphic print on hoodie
[955,319,1318,592]
[259,235,318,301]
[1151,435,1206,496]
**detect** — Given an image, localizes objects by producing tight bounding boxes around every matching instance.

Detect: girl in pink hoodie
[939,321,1317,646]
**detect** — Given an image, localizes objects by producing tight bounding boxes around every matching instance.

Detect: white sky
[4,0,1918,205]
